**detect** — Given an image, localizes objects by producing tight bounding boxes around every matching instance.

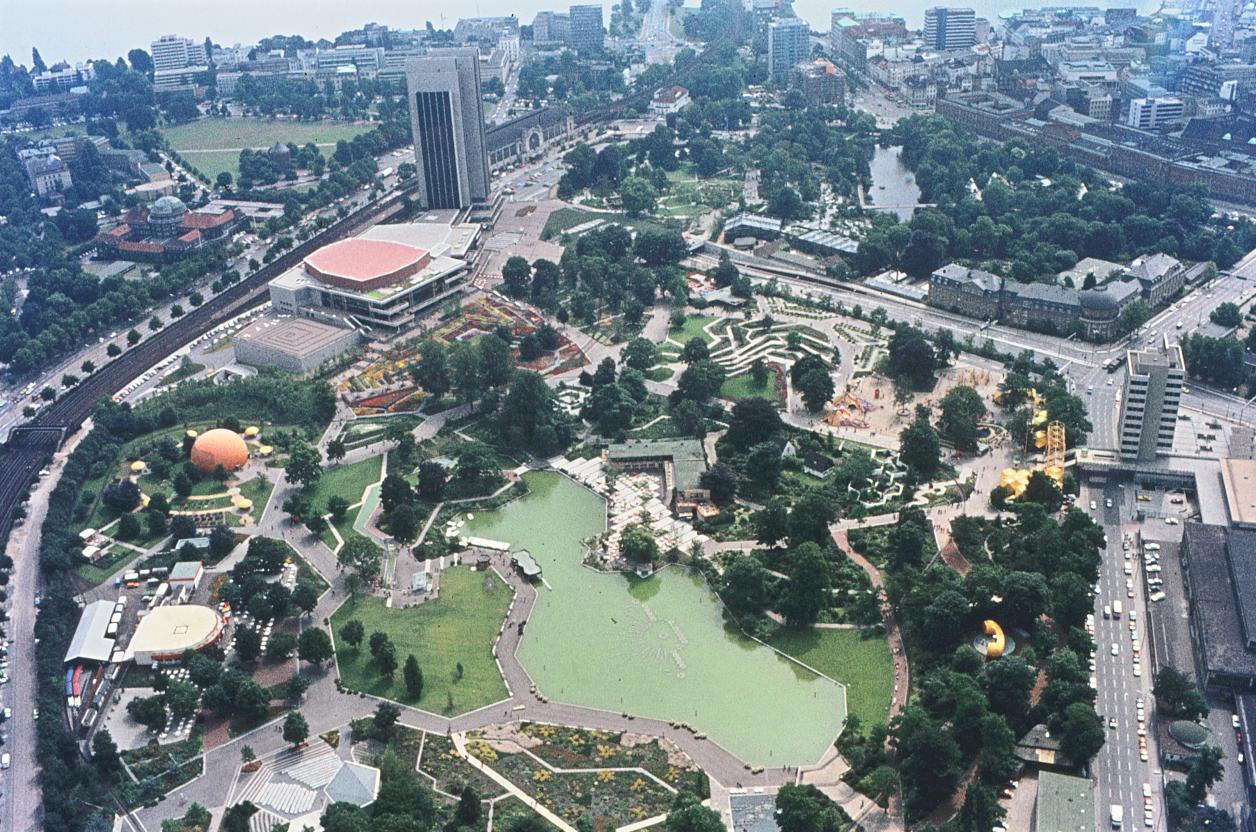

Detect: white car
[1111,643,1120,656]
[1106,498,1113,508]
[1090,500,1098,511]
[1234,715,1242,729]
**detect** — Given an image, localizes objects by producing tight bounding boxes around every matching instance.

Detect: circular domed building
[147,195,188,236]
[190,428,250,475]
[1078,280,1142,340]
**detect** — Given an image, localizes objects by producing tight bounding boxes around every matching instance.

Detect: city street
[1086,479,1161,831]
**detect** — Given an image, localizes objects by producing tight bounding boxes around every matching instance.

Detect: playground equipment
[1044,421,1066,486]
[825,391,874,428]
[982,620,1006,659]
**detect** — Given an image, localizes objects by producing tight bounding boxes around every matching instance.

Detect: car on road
[1234,714,1242,729]
[1109,717,1117,729]
[1111,642,1120,656]
[1090,500,1097,510]
[1106,498,1114,508]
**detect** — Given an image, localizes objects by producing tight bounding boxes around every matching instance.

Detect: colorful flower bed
[418,734,506,799]
[518,723,707,797]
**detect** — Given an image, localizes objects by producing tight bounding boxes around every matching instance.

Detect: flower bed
[419,734,506,798]
[518,723,706,796]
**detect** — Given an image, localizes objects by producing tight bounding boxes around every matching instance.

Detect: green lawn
[76,544,139,587]
[305,456,382,516]
[765,627,894,728]
[669,314,718,346]
[238,476,275,514]
[719,372,778,402]
[645,366,674,382]
[160,117,372,181]
[540,207,674,241]
[331,567,512,713]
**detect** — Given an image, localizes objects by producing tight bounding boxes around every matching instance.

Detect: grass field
[765,627,894,728]
[331,567,512,713]
[160,117,372,181]
[540,207,674,241]
[669,314,718,346]
[719,372,778,402]
[305,456,382,517]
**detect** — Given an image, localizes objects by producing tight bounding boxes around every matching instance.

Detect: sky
[0,0,583,65]
[0,0,1156,67]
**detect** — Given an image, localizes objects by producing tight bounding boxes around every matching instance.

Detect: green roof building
[1036,770,1094,832]
[604,438,710,515]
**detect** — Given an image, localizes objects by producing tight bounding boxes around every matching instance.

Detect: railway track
[0,182,414,547]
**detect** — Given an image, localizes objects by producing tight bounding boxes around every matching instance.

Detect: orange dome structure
[190,428,250,475]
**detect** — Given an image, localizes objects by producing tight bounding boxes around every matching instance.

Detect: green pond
[462,470,845,767]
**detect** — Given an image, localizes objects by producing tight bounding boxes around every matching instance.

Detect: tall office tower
[569,5,606,52]
[1118,335,1185,462]
[150,34,207,71]
[405,51,490,210]
[768,17,810,83]
[922,7,976,51]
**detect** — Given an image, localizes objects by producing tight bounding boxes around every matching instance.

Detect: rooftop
[127,605,223,657]
[169,561,204,582]
[234,315,356,359]
[304,239,431,289]
[1220,457,1256,528]
[325,761,380,807]
[1182,523,1256,682]
[64,600,116,665]
[1035,770,1094,832]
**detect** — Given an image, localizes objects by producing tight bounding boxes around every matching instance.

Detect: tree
[297,627,334,667]
[899,405,941,478]
[380,473,415,514]
[1210,301,1242,327]
[1120,300,1150,336]
[412,338,452,397]
[283,710,309,748]
[633,227,687,266]
[893,706,962,819]
[620,175,659,216]
[787,491,837,546]
[754,498,791,546]
[127,694,168,731]
[1185,744,1226,804]
[666,793,725,832]
[623,337,658,371]
[1058,701,1105,763]
[373,701,401,737]
[283,439,323,489]
[775,784,848,832]
[746,441,783,490]
[377,641,399,676]
[173,471,193,498]
[700,462,738,505]
[404,654,424,699]
[502,256,532,298]
[165,679,201,719]
[234,626,262,662]
[327,437,346,463]
[1153,666,1210,721]
[339,536,382,588]
[721,554,774,619]
[778,542,830,627]
[938,385,985,451]
[682,337,710,363]
[340,619,365,651]
[417,461,447,502]
[328,495,351,521]
[797,367,835,413]
[885,326,939,391]
[209,524,236,559]
[92,728,121,773]
[620,524,660,563]
[102,479,142,513]
[456,785,483,827]
[1021,469,1063,511]
[117,512,141,540]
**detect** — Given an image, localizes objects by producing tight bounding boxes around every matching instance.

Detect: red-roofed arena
[303,239,431,291]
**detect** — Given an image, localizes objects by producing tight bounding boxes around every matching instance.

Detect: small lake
[866,145,922,222]
[462,471,845,767]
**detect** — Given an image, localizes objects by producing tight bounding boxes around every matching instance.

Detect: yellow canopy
[130,460,147,472]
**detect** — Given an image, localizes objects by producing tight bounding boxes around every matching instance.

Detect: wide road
[1085,480,1163,831]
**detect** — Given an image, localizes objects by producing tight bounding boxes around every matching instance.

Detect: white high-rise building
[1127,96,1185,130]
[1118,336,1185,462]
[768,17,810,83]
[150,35,207,72]
[923,7,976,51]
